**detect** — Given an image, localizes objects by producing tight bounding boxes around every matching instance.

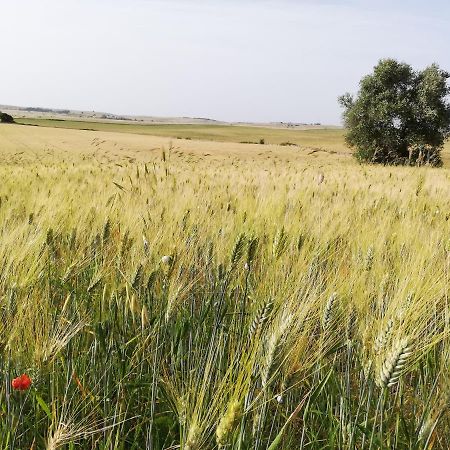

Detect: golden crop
[0,123,449,448]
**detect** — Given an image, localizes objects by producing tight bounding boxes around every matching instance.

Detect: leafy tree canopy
[339,59,450,166]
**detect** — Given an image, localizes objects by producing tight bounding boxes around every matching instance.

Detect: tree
[339,59,450,166]
[0,112,15,123]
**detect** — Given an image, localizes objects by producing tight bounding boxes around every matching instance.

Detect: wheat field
[1,123,450,449]
[15,118,347,151]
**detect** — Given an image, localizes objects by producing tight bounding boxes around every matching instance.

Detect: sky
[0,0,449,124]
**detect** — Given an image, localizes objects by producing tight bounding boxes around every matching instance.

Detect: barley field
[1,123,450,449]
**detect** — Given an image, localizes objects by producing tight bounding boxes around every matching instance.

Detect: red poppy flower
[11,374,32,391]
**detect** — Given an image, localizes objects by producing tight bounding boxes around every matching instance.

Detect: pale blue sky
[1,0,449,124]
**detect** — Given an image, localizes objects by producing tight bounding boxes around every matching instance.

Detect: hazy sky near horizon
[1,0,449,124]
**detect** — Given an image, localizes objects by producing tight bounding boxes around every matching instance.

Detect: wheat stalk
[248,300,273,338]
[377,338,413,388]
[322,292,337,331]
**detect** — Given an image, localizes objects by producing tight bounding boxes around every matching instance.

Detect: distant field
[13,117,450,164]
[16,117,348,152]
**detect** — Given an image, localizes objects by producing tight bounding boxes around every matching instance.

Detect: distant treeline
[22,107,71,114]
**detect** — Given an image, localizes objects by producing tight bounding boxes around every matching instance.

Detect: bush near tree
[0,112,15,123]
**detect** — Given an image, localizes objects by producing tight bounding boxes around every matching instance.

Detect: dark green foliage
[0,112,14,123]
[339,59,450,166]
